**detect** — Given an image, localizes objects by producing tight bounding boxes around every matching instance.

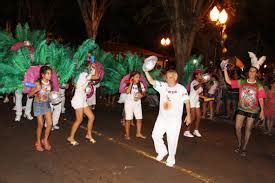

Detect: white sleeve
[153,81,165,93]
[181,86,190,101]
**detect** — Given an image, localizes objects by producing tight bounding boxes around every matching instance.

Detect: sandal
[240,150,247,157]
[136,134,146,139]
[85,135,96,144]
[124,135,131,140]
[35,142,44,152]
[234,146,241,153]
[67,138,79,146]
[41,139,52,151]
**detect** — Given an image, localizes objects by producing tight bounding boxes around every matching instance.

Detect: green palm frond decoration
[23,23,30,41]
[31,30,46,48]
[15,23,24,41]
[0,30,16,48]
[73,39,98,69]
[34,40,48,65]
[11,47,31,72]
[182,55,205,86]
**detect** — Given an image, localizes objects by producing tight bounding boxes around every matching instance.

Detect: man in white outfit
[144,69,191,167]
[15,89,33,121]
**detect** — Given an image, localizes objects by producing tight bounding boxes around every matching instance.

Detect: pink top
[231,79,266,114]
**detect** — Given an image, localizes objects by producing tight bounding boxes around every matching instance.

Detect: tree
[77,0,112,39]
[161,0,214,81]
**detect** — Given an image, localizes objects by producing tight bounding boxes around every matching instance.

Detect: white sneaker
[166,156,175,167]
[24,113,33,120]
[15,115,21,122]
[53,125,60,130]
[193,130,202,137]
[156,153,168,161]
[3,97,9,103]
[184,131,194,138]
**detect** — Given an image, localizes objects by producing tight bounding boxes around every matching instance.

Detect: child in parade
[28,65,53,151]
[124,71,146,140]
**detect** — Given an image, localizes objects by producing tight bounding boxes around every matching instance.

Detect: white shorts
[71,93,88,110]
[124,102,142,120]
[189,98,200,108]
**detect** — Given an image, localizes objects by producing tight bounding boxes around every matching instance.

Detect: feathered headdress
[248,52,266,70]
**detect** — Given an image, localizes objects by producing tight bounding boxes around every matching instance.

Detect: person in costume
[184,69,204,138]
[202,74,219,120]
[124,71,146,140]
[28,65,53,151]
[144,69,191,167]
[14,89,34,121]
[67,65,99,146]
[224,52,266,157]
[14,41,35,122]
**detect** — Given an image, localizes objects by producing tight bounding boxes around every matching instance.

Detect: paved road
[0,101,274,183]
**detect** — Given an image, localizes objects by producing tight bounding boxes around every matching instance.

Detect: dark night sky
[1,0,275,62]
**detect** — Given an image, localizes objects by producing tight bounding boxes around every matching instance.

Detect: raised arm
[144,71,156,86]
[223,67,232,85]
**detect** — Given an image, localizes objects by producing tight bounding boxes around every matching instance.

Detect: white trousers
[51,102,62,126]
[152,116,182,159]
[15,89,33,116]
[59,88,66,112]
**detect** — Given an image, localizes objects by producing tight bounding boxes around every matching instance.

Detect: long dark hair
[39,65,53,91]
[128,71,143,93]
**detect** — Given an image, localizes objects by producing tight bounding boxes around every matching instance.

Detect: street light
[161,37,171,46]
[209,6,229,66]
[210,6,228,25]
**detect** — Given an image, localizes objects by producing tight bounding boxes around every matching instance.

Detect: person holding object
[67,64,99,146]
[184,69,205,138]
[144,68,191,167]
[224,52,266,157]
[28,65,53,151]
[124,71,146,140]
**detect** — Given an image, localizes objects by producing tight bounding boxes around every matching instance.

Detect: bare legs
[235,114,254,155]
[67,107,95,144]
[35,112,52,151]
[124,119,145,140]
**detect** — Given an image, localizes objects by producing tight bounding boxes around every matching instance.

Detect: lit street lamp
[161,38,171,46]
[210,6,228,25]
[209,6,229,65]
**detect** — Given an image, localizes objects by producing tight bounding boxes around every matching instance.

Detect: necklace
[247,79,256,84]
[41,80,49,85]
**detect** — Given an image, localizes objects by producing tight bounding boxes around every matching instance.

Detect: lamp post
[209,6,228,66]
[160,37,171,69]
